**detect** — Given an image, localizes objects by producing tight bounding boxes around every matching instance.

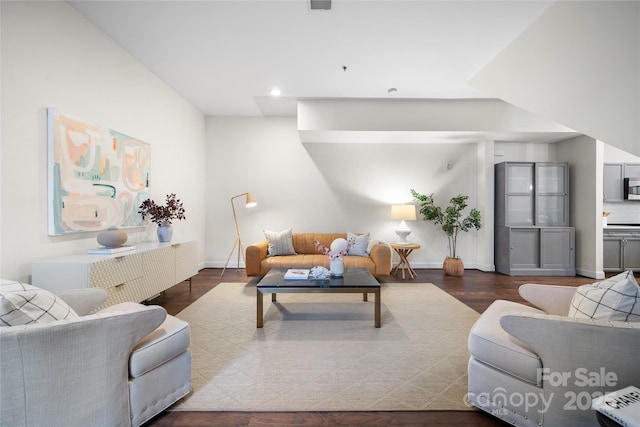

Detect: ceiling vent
[310,0,331,10]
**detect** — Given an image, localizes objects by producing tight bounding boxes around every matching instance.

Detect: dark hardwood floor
[145,268,599,427]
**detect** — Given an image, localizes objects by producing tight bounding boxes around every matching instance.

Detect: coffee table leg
[363,292,368,302]
[374,289,381,328]
[257,289,264,328]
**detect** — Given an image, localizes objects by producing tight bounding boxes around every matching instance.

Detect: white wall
[471,1,640,157]
[556,136,602,279]
[1,2,206,282]
[205,117,485,269]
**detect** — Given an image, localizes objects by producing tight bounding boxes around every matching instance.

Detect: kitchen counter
[604,225,640,231]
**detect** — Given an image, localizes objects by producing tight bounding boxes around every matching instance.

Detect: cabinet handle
[115,283,125,288]
[114,256,126,260]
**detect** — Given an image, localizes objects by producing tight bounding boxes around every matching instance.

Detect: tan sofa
[246,233,391,278]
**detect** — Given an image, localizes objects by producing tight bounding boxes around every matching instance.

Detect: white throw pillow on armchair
[568,270,640,322]
[0,280,78,326]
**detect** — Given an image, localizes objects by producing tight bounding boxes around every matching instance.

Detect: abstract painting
[47,108,151,235]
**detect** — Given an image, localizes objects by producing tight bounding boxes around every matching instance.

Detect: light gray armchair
[0,287,191,426]
[468,283,640,427]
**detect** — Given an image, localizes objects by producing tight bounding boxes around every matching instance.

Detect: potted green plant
[410,190,481,276]
[138,193,186,242]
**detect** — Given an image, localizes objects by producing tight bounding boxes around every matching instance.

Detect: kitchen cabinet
[603,229,640,272]
[603,163,640,202]
[32,241,198,307]
[495,162,574,276]
[624,163,640,178]
[604,163,625,201]
[495,226,575,276]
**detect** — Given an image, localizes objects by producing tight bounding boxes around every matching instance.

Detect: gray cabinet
[624,163,640,178]
[604,163,624,201]
[495,162,574,276]
[603,229,640,272]
[496,162,569,227]
[604,163,640,202]
[495,226,575,276]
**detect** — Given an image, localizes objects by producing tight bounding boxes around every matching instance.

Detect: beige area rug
[172,282,479,412]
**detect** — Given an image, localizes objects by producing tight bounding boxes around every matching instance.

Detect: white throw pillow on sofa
[0,279,78,326]
[264,228,297,256]
[347,232,370,256]
[568,270,640,322]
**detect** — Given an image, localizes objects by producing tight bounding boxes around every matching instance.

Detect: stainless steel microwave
[624,177,640,200]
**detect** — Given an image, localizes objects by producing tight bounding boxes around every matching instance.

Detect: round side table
[390,243,420,279]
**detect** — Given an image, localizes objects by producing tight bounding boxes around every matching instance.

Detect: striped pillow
[568,270,640,322]
[0,280,78,326]
[264,228,297,256]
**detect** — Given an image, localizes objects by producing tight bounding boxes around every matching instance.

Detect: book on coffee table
[592,386,640,427]
[284,269,310,280]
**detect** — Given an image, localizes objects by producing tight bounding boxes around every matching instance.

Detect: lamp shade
[391,205,416,221]
[245,193,257,208]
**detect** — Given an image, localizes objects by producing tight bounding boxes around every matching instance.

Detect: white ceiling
[70,0,556,118]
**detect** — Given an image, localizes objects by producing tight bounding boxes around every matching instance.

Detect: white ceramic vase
[330,257,344,277]
[157,222,173,242]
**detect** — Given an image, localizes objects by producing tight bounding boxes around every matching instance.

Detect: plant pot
[443,256,464,276]
[157,223,173,243]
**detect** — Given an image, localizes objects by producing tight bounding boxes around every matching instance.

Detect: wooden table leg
[257,289,264,328]
[363,292,368,301]
[374,289,381,328]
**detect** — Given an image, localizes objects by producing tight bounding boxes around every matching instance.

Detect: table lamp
[391,204,416,244]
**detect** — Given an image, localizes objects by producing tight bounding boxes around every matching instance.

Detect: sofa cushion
[568,270,640,322]
[0,280,78,326]
[264,228,297,256]
[347,232,370,256]
[468,300,543,385]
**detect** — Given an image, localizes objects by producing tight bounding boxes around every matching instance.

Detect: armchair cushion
[0,280,77,326]
[568,270,640,322]
[468,300,544,385]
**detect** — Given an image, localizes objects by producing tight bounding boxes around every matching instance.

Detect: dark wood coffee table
[256,268,381,328]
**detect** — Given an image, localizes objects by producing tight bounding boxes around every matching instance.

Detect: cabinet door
[506,163,535,225]
[540,228,574,270]
[622,238,640,271]
[143,246,175,295]
[536,163,569,226]
[603,163,624,202]
[510,228,539,269]
[174,241,198,283]
[624,163,640,178]
[603,238,623,272]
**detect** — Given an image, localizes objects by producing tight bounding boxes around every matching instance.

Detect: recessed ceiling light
[387,88,398,95]
[270,88,281,97]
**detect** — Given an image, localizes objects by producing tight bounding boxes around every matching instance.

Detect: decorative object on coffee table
[221,192,257,276]
[96,227,128,248]
[138,193,186,243]
[391,204,416,244]
[411,190,481,276]
[314,237,353,277]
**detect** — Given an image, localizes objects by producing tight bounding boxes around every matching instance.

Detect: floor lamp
[220,192,257,277]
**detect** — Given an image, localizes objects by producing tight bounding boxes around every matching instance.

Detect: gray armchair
[0,287,191,426]
[468,283,640,427]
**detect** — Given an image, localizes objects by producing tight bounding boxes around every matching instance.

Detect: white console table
[32,241,198,307]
